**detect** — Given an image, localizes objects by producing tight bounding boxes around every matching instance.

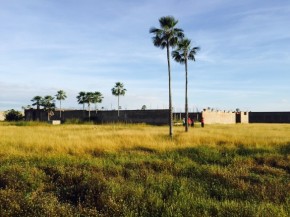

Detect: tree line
[28,82,127,121]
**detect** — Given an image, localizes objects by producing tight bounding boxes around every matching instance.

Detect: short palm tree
[92,91,103,113]
[111,82,126,117]
[172,38,199,132]
[55,90,67,119]
[76,91,86,118]
[150,16,184,138]
[85,92,94,121]
[31,96,43,121]
[40,95,55,121]
[31,96,42,110]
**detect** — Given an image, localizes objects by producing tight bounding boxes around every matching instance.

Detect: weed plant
[0,122,289,216]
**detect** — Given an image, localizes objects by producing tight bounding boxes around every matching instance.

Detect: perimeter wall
[24,108,249,124]
[249,112,290,123]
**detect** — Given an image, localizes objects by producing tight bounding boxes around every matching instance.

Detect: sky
[0,0,290,112]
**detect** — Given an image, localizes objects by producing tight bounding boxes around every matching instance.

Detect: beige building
[0,111,5,121]
[202,109,249,124]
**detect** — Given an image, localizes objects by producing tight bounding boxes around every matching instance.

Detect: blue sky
[0,0,290,112]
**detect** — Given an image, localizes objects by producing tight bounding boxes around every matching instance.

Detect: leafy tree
[150,16,184,138]
[172,38,199,132]
[4,109,24,121]
[55,90,67,119]
[111,82,127,117]
[41,95,55,121]
[141,105,147,110]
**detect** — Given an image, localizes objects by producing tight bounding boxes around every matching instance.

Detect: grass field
[0,122,290,216]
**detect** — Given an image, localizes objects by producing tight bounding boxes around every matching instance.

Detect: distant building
[202,109,249,124]
[0,111,5,121]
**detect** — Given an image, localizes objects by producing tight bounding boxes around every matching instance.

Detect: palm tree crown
[172,38,199,64]
[149,16,184,49]
[76,92,86,110]
[91,91,103,111]
[55,90,67,101]
[111,82,126,97]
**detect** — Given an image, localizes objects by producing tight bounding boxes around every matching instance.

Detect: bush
[4,109,24,121]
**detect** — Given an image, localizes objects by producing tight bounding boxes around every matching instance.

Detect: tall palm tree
[150,16,184,138]
[55,90,67,119]
[77,91,86,118]
[92,91,103,113]
[31,96,43,121]
[111,82,127,117]
[172,38,199,132]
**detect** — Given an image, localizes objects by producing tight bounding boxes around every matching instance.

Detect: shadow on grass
[172,146,236,166]
[132,146,156,153]
[236,145,272,156]
[279,143,290,155]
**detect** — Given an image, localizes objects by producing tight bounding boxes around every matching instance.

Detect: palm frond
[188,47,200,61]
[159,16,178,29]
[168,36,179,47]
[172,50,186,64]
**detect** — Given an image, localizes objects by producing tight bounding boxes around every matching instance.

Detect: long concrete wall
[25,109,203,125]
[25,109,171,125]
[249,112,290,123]
[25,109,290,124]
[95,110,169,125]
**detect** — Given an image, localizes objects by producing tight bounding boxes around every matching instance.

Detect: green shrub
[4,109,24,121]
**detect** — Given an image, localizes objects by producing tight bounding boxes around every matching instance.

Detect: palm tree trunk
[166,43,173,138]
[117,95,120,118]
[59,100,62,118]
[37,105,40,121]
[83,104,85,119]
[88,103,91,121]
[185,58,189,132]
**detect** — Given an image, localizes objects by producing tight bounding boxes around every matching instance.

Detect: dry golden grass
[1,122,290,216]
[1,123,290,158]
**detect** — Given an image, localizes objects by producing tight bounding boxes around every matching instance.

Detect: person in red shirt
[188,117,192,125]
